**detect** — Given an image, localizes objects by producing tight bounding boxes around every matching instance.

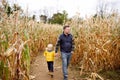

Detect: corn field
[0,9,120,79]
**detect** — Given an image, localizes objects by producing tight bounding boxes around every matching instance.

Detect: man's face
[64,27,70,34]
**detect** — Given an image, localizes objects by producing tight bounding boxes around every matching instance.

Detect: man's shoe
[64,78,68,80]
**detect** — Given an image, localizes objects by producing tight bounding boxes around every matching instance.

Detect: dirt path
[30,53,120,80]
[30,54,75,80]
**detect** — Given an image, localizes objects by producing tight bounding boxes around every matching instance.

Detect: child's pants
[47,61,54,72]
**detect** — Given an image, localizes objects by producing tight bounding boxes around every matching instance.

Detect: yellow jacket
[44,50,55,61]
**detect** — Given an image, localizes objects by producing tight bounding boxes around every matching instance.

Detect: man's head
[63,26,70,35]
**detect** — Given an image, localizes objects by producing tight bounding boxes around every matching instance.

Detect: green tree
[49,10,68,25]
[13,4,21,11]
[4,3,12,16]
[1,0,22,17]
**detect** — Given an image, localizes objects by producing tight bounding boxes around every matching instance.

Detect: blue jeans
[61,52,72,80]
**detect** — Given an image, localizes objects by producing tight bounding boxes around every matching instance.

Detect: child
[44,44,55,78]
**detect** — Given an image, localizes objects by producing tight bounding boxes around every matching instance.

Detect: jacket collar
[63,32,70,36]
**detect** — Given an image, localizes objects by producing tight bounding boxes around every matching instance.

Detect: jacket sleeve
[71,36,75,52]
[43,51,46,56]
[53,51,55,57]
[55,35,61,53]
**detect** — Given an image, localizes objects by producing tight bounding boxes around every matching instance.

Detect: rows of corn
[0,10,62,80]
[71,14,120,71]
[0,10,120,79]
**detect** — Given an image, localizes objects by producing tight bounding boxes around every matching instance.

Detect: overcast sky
[7,0,120,18]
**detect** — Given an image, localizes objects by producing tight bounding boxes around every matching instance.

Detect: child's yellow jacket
[44,50,55,61]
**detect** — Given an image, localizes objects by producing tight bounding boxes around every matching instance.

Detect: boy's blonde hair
[46,44,53,51]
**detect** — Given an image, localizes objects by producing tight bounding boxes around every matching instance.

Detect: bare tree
[96,0,114,18]
[96,0,108,18]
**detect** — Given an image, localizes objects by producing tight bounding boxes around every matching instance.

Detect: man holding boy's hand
[55,26,75,80]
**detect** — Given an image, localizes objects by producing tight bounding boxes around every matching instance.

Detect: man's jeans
[61,52,72,80]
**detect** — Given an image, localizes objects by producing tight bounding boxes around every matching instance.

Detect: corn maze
[0,9,120,80]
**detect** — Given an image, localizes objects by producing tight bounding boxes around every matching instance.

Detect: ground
[30,53,77,80]
[30,53,120,80]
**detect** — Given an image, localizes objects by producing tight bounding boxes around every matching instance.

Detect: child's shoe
[50,72,54,78]
[48,71,51,75]
[51,75,53,78]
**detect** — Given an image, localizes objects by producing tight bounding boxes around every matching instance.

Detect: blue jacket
[55,33,75,53]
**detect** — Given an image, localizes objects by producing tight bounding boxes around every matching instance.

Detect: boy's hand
[55,53,59,57]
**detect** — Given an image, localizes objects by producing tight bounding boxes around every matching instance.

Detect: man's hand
[71,51,74,54]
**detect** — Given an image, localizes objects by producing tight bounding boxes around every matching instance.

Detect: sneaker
[49,72,54,78]
[64,78,68,80]
[48,72,51,75]
[51,75,54,78]
[64,75,68,80]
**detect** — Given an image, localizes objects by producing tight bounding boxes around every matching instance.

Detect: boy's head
[46,44,53,51]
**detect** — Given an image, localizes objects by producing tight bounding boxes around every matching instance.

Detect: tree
[96,0,111,18]
[3,2,12,16]
[48,10,68,25]
[1,0,22,17]
[13,4,21,11]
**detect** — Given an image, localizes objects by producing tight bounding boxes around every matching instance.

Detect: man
[55,26,75,80]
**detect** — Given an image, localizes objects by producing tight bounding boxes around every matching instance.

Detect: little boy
[44,44,55,78]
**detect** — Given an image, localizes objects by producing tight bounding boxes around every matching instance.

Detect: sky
[7,0,120,19]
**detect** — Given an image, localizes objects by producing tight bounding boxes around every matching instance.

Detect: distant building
[40,15,47,23]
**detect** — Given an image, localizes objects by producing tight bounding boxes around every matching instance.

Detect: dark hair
[63,26,70,30]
